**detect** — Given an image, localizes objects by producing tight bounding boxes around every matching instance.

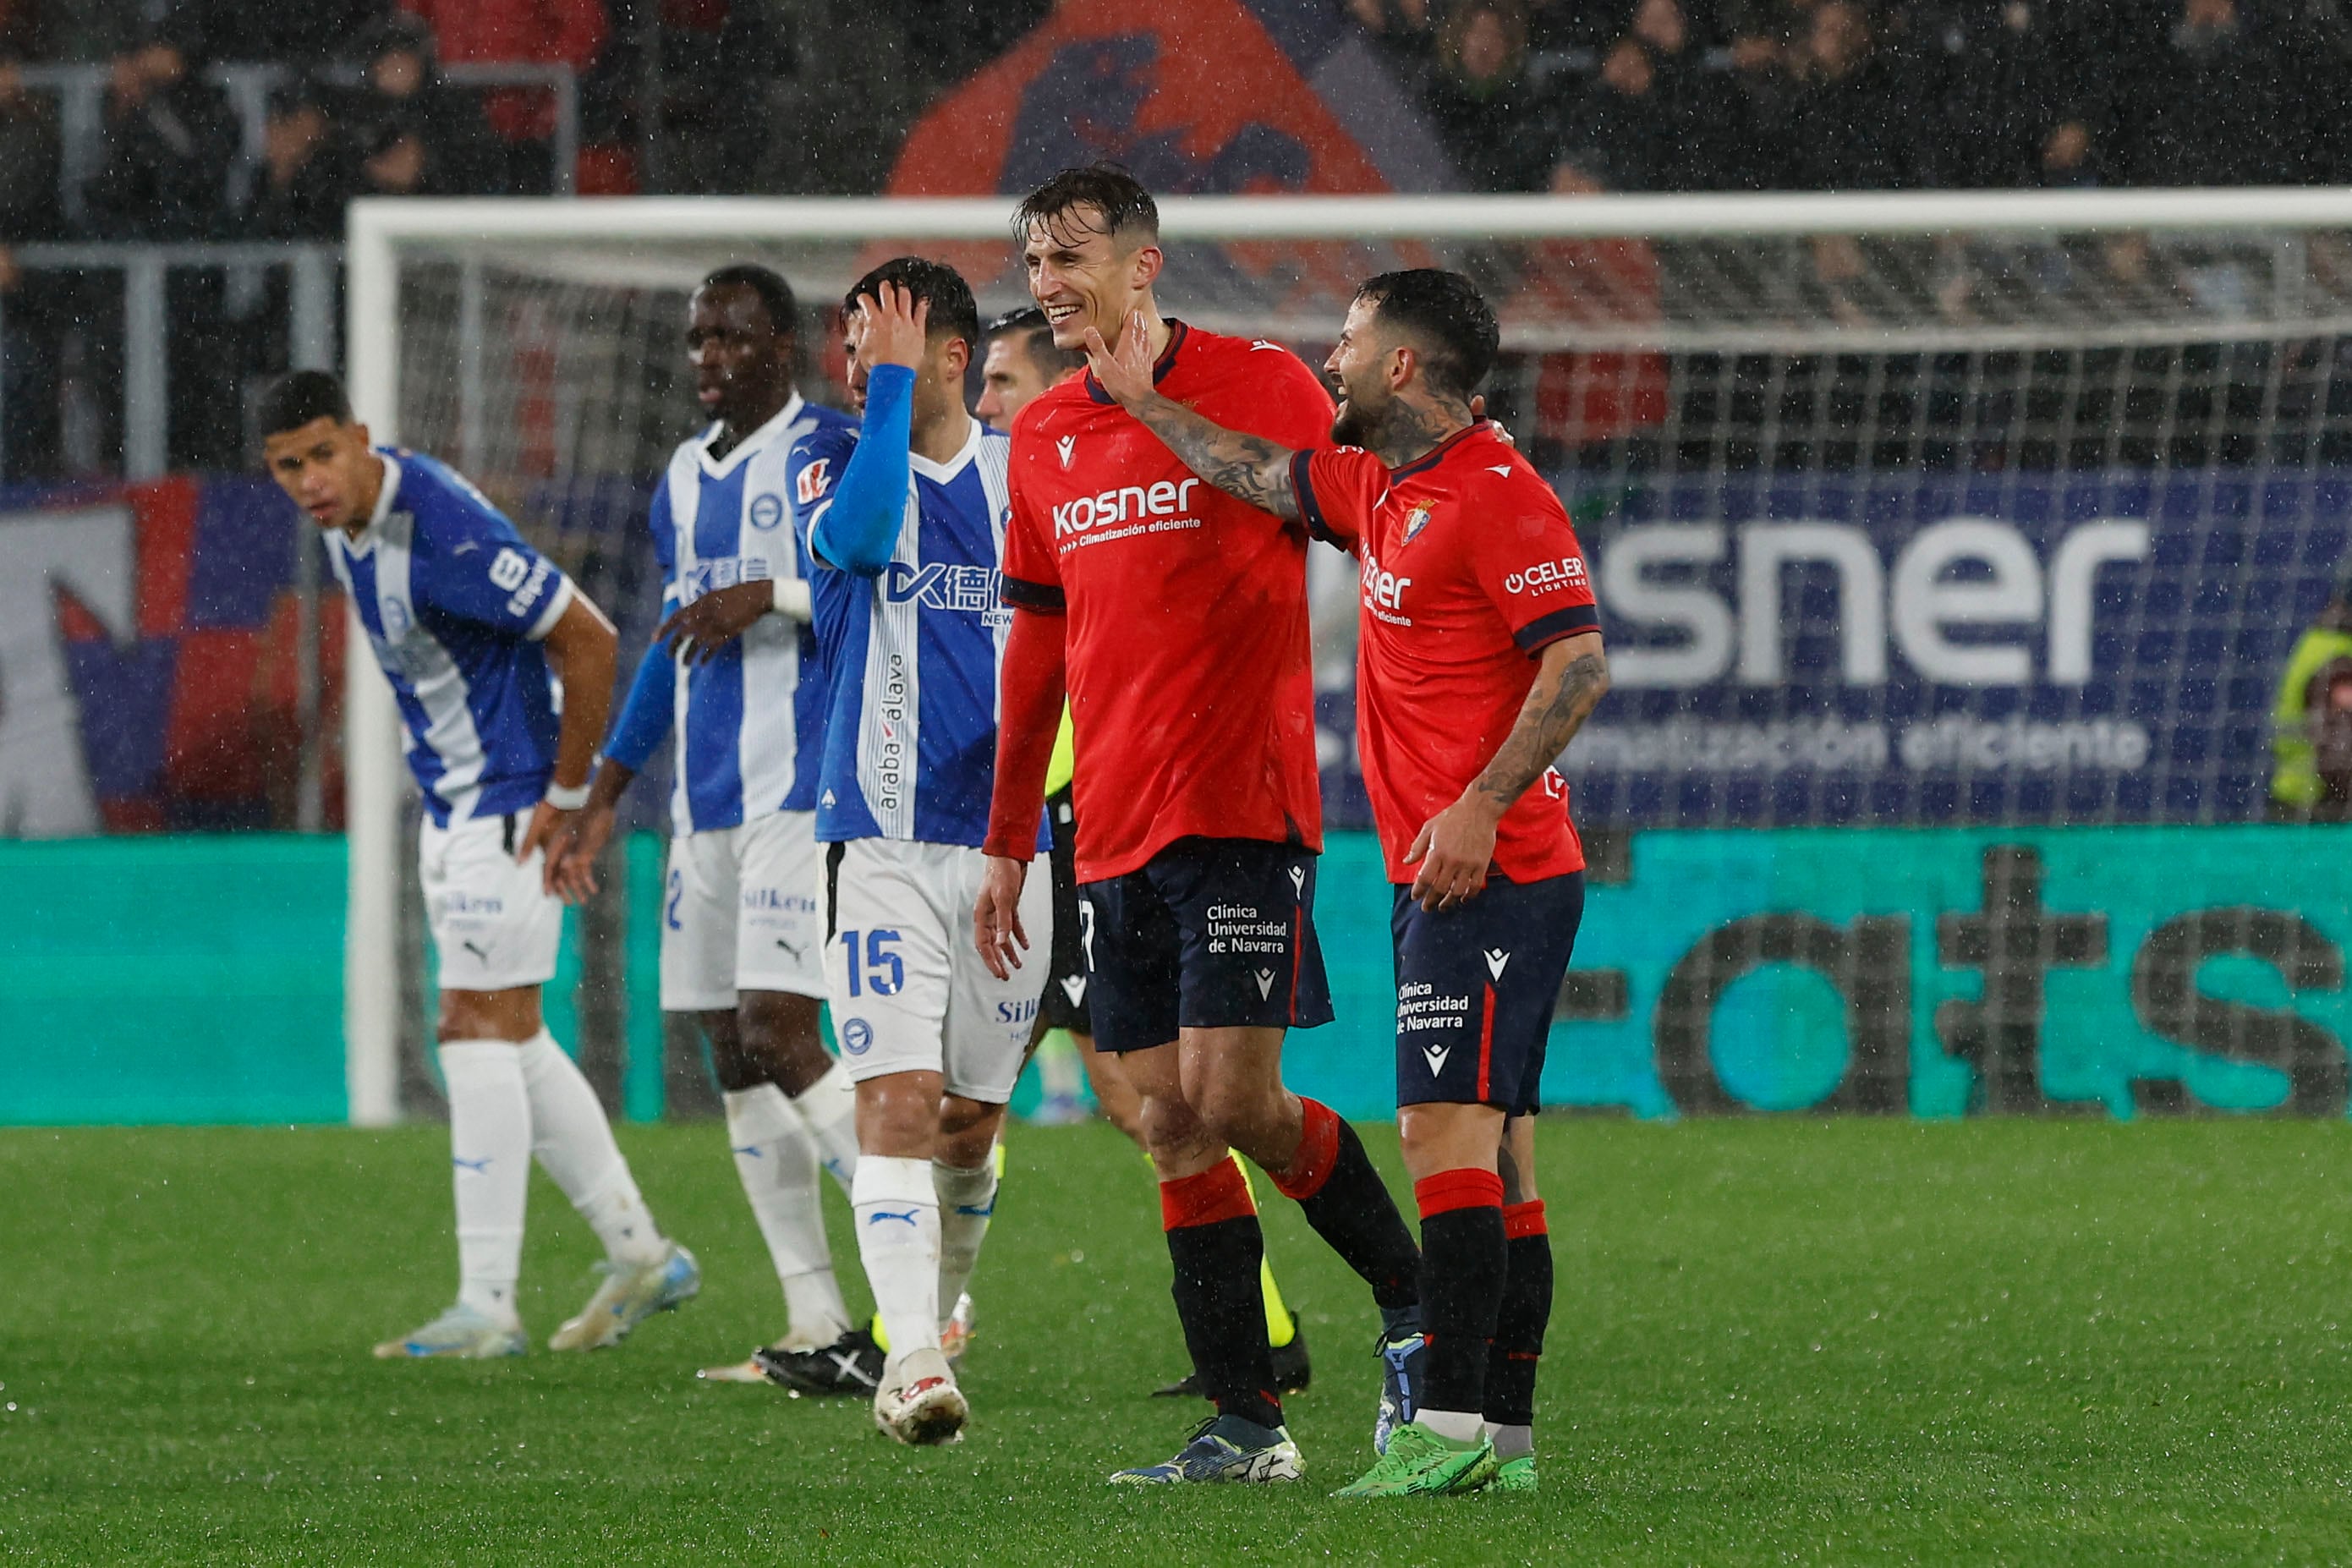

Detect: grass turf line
[5,1119,2352,1564]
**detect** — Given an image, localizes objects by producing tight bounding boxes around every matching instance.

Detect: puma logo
[1484,948,1510,980]
[1254,968,1276,1000]
[461,940,490,960]
[775,939,804,960]
[1488,464,1513,477]
[865,1208,919,1228]
[452,1155,492,1174]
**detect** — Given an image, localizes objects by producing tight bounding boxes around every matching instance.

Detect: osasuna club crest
[1403,504,1434,543]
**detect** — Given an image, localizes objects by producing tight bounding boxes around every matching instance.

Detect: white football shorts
[420,810,563,994]
[822,838,1052,1104]
[659,809,827,1012]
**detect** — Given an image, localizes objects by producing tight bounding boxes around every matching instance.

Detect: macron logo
[1485,949,1510,980]
[1056,435,1076,469]
[1423,1044,1450,1077]
[1061,975,1087,1006]
[1255,968,1276,1000]
[1287,865,1305,896]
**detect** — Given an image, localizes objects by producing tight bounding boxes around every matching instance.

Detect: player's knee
[935,1099,1001,1167]
[436,987,540,1043]
[733,990,829,1093]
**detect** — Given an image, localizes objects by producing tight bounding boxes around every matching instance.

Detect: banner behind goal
[342,189,2352,1122]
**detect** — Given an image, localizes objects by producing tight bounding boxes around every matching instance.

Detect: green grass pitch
[8,1117,2352,1564]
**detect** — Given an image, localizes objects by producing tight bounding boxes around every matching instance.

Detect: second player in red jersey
[1290,421,1598,885]
[999,319,1332,883]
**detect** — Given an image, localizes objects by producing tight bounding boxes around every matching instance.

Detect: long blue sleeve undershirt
[601,635,673,773]
[811,362,914,578]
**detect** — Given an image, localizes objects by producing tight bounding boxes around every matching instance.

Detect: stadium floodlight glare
[343,187,2352,1124]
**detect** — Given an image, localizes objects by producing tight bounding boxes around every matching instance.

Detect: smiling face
[1324,297,1405,449]
[686,282,792,431]
[1022,206,1161,352]
[264,415,380,532]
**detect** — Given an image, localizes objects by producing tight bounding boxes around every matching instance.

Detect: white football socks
[853,1154,941,1373]
[724,1083,850,1346]
[1420,1407,1485,1443]
[790,1063,862,1197]
[515,1030,666,1268]
[437,1039,531,1324]
[932,1159,996,1334]
[1484,1422,1534,1461]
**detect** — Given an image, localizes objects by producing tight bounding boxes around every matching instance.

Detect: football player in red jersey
[973,165,1425,1486]
[1077,268,1610,1499]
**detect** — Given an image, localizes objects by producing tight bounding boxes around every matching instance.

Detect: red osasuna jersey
[1291,423,1599,885]
[1001,322,1335,882]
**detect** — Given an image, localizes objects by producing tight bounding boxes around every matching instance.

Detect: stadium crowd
[0,0,2344,478]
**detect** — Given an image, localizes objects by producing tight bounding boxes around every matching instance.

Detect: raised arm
[1082,311,1301,521]
[1406,631,1611,911]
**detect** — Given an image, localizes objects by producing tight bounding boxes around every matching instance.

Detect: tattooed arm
[1081,313,1301,520]
[1404,632,1610,912]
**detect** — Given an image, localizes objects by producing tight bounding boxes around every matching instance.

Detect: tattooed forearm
[1129,392,1300,520]
[1471,639,1609,813]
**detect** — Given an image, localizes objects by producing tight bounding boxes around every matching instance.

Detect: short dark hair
[843,256,981,354]
[988,305,1086,379]
[1011,163,1160,248]
[260,369,353,435]
[699,264,798,338]
[1354,269,1499,403]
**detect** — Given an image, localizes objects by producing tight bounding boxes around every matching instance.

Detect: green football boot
[1334,1421,1498,1498]
[1485,1455,1538,1494]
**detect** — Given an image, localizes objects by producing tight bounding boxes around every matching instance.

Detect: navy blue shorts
[1078,836,1335,1052]
[1392,872,1584,1115]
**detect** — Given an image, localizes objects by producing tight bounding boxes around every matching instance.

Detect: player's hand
[1079,309,1157,410]
[1404,791,1502,912]
[1469,393,1515,447]
[973,853,1032,981]
[518,800,583,893]
[658,579,772,664]
[853,279,930,370]
[549,801,617,904]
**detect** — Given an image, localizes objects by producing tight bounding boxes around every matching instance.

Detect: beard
[1330,392,1379,449]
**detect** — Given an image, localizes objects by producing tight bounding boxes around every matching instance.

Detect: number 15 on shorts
[838,929,904,996]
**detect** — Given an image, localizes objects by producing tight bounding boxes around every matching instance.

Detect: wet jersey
[1291,422,1598,883]
[1000,321,1334,882]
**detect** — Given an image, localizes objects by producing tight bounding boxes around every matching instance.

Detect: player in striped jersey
[552,266,870,1387]
[787,262,1052,1447]
[261,370,697,1362]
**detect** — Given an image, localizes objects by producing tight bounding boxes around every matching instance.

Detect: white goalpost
[342,187,2352,1125]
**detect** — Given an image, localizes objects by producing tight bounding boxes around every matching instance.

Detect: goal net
[343,190,2352,1122]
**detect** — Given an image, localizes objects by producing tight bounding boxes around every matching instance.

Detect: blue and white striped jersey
[788,414,1022,848]
[326,448,572,829]
[650,392,858,835]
